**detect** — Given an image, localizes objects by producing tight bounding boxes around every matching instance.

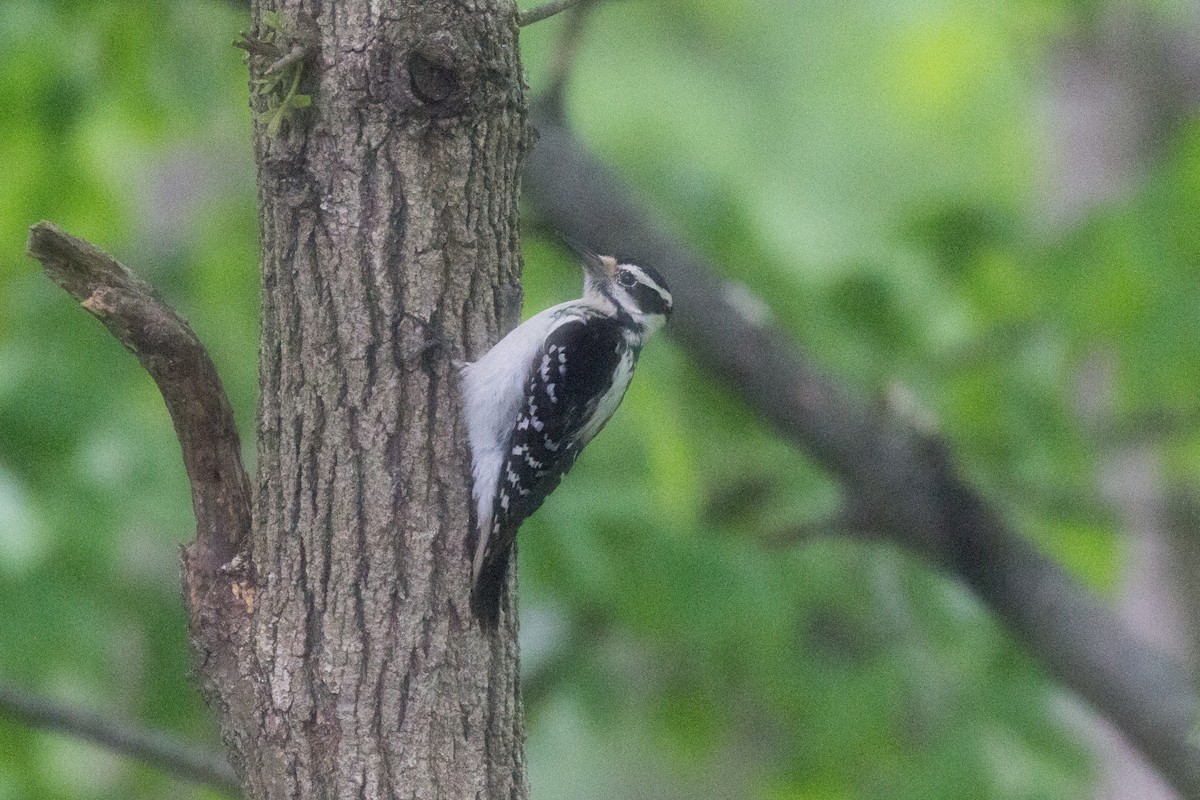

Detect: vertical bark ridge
[224,0,530,796]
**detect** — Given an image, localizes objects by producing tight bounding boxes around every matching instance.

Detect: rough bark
[205,1,530,797]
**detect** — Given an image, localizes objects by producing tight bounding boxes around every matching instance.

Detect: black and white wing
[471,313,630,626]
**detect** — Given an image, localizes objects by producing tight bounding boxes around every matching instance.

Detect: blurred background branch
[538,0,599,117]
[0,681,237,795]
[523,106,1200,798]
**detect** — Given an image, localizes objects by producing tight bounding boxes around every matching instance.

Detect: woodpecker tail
[470,539,512,630]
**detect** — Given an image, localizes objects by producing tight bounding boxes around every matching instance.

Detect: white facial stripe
[619,264,671,301]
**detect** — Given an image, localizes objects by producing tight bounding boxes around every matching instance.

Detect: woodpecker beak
[565,238,617,282]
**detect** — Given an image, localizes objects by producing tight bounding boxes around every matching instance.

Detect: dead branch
[25,222,254,787]
[25,222,251,569]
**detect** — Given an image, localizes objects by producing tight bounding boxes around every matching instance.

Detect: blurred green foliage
[0,0,1197,798]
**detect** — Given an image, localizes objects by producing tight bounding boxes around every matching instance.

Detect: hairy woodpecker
[459,247,673,627]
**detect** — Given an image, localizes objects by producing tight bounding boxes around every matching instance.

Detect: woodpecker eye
[617,270,637,288]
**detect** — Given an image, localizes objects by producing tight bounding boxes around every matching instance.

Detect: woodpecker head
[576,249,673,337]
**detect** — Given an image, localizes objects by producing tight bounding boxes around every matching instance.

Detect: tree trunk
[192,1,530,797]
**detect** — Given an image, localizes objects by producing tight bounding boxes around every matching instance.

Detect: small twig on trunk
[0,680,238,795]
[264,42,309,75]
[519,0,585,27]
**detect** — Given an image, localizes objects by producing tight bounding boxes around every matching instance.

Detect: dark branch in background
[522,612,610,710]
[523,108,1200,798]
[0,681,238,795]
[519,0,586,27]
[539,0,598,117]
[25,222,252,571]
